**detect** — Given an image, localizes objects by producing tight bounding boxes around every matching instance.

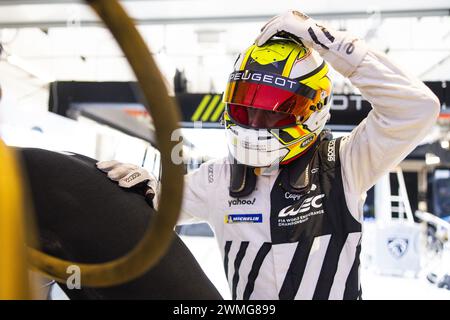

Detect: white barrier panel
[373,221,422,276]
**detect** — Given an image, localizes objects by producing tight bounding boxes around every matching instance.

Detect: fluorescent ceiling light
[425,153,441,165]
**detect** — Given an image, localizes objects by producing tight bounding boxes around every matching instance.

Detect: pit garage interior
[0,0,449,300]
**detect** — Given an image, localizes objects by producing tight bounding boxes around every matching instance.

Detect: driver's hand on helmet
[256,10,366,77]
[96,160,160,210]
[256,10,334,49]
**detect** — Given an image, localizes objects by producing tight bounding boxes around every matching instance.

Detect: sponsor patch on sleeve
[224,213,263,224]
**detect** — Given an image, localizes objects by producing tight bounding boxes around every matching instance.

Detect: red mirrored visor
[224,70,317,117]
[228,104,297,128]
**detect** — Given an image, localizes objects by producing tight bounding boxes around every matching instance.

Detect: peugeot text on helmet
[223,39,333,167]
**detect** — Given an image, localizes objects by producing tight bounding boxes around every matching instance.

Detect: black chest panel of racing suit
[229,137,363,300]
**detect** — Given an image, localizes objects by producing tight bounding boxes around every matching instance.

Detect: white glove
[96,160,160,210]
[255,10,368,77]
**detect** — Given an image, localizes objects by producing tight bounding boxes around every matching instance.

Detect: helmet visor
[223,70,317,118]
[228,104,297,128]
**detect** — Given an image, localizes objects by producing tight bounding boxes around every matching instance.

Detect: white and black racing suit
[177,35,441,300]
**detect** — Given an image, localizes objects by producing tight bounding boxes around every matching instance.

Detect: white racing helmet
[223,39,333,167]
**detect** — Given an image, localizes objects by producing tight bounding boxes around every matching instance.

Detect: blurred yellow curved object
[0,140,31,299]
[1,0,184,295]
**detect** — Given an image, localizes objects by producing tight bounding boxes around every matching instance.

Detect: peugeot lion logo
[387,238,409,259]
